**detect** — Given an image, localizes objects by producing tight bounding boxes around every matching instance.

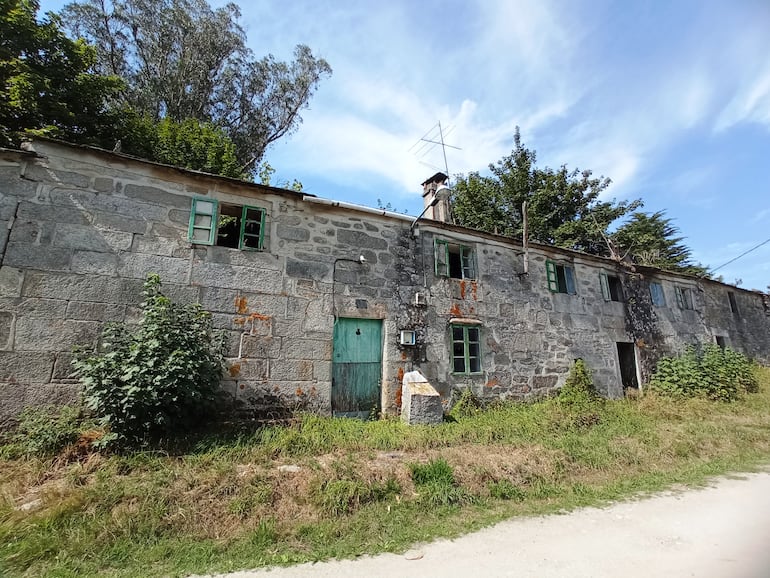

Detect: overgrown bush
[559,359,597,405]
[649,344,757,402]
[72,275,226,448]
[1,405,85,457]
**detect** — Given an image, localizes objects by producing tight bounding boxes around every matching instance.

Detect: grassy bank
[3,367,770,577]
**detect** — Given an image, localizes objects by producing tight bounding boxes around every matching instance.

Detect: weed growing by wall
[0,405,84,457]
[649,344,758,402]
[72,275,226,448]
[559,359,597,405]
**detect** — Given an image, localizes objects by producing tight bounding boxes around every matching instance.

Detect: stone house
[1,138,768,425]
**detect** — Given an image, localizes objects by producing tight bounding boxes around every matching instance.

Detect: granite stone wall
[1,139,768,427]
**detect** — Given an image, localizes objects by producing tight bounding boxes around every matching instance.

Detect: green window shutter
[545,260,559,292]
[675,287,684,308]
[434,239,448,277]
[599,272,610,301]
[240,206,266,250]
[189,197,218,245]
[564,266,576,295]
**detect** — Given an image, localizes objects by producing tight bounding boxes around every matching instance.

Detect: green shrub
[409,458,455,486]
[409,458,472,507]
[2,405,84,457]
[314,477,400,515]
[649,344,757,402]
[72,275,226,448]
[559,359,597,405]
[488,480,525,501]
[449,388,483,420]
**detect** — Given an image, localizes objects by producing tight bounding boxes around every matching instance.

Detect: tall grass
[2,366,770,577]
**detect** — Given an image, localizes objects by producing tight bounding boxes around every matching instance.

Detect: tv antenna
[409,121,461,177]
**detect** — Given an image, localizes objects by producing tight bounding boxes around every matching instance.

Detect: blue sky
[41,0,770,291]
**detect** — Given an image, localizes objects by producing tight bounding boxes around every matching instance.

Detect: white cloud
[715,66,770,132]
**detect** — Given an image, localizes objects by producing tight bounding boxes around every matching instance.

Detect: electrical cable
[711,236,770,273]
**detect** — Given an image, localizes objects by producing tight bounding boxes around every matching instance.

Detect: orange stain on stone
[234,296,249,314]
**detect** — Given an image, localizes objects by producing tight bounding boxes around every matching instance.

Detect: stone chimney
[421,172,451,223]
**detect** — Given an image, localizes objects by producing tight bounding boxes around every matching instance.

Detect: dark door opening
[616,342,639,391]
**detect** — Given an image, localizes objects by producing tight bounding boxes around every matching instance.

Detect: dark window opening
[189,198,266,250]
[728,291,739,316]
[675,286,694,310]
[435,240,475,279]
[217,204,265,250]
[546,260,576,294]
[216,204,241,248]
[601,273,624,302]
[715,335,727,349]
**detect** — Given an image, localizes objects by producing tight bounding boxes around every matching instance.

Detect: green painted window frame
[450,324,482,375]
[649,281,666,306]
[434,239,475,279]
[188,197,218,245]
[239,205,266,250]
[545,260,576,294]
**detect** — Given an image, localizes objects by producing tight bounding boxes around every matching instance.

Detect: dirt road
[199,471,770,578]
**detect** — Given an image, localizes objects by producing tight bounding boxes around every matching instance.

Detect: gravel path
[194,471,770,578]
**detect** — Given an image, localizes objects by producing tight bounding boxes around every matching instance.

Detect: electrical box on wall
[399,330,416,346]
[414,292,427,306]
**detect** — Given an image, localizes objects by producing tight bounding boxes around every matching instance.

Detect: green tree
[612,211,708,275]
[0,0,123,146]
[61,0,332,171]
[451,128,642,255]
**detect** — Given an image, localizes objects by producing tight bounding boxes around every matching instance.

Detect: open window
[600,272,623,302]
[675,286,694,310]
[649,281,666,306]
[435,239,475,279]
[451,324,482,374]
[545,260,576,294]
[189,198,266,250]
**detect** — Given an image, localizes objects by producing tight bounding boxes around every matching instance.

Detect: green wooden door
[332,318,383,418]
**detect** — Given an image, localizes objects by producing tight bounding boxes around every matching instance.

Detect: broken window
[189,198,266,250]
[435,239,475,279]
[451,324,482,375]
[727,291,740,316]
[649,281,666,306]
[545,260,576,294]
[600,272,624,302]
[675,286,694,310]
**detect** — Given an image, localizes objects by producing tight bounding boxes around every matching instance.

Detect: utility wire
[711,236,770,273]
